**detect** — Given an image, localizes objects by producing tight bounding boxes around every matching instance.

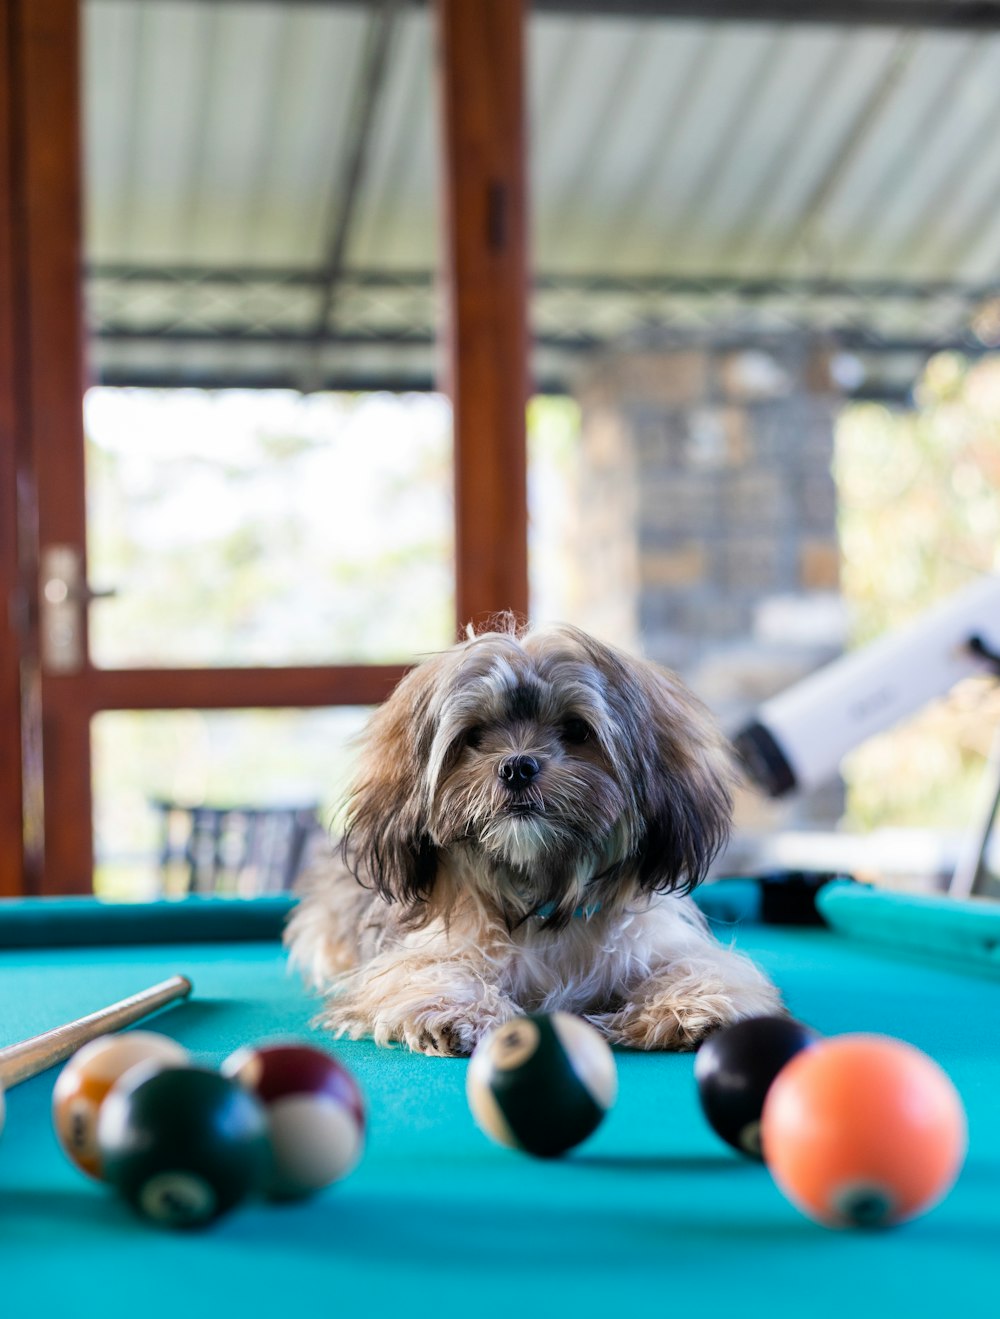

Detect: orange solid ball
[52,1031,190,1179]
[760,1034,967,1229]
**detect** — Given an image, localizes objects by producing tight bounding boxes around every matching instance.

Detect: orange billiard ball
[52,1030,190,1179]
[760,1034,967,1229]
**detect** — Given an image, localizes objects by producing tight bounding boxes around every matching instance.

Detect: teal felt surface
[0,903,998,1319]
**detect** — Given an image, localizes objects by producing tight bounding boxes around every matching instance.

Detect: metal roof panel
[82,1,1000,395]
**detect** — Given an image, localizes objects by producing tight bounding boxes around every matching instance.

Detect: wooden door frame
[1,0,530,895]
[0,3,30,897]
[11,0,91,895]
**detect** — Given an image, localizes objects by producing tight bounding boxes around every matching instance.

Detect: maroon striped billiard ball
[222,1042,365,1199]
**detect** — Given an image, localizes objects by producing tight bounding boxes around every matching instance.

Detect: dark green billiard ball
[694,1015,818,1159]
[96,1066,270,1228]
[466,1013,617,1158]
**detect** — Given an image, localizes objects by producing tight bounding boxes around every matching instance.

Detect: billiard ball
[222,1042,366,1199]
[761,1034,968,1228]
[52,1030,191,1178]
[96,1065,270,1229]
[694,1014,817,1159]
[466,1012,617,1158]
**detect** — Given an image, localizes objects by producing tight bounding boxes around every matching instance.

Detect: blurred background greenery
[836,353,1000,835]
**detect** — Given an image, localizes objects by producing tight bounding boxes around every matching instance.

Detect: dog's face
[344,623,733,927]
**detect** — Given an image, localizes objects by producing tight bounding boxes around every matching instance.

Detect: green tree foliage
[835,354,1000,831]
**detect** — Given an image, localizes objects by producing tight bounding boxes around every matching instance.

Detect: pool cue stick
[0,974,193,1089]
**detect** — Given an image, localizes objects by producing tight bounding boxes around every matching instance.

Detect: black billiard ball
[694,1015,818,1159]
[96,1065,269,1228]
[466,1012,617,1158]
[222,1042,366,1199]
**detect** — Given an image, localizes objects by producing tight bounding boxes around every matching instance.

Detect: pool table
[1,884,998,1319]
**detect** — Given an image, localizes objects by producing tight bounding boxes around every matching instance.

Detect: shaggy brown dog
[287,622,780,1056]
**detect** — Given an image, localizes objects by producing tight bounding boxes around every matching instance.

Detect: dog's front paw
[317,958,524,1057]
[410,1018,479,1058]
[320,1000,498,1056]
[588,1001,723,1051]
[405,1004,519,1058]
[589,975,784,1052]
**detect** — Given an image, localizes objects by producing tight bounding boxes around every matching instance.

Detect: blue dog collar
[535,901,602,921]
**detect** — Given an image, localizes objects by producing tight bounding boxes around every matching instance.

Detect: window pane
[85,389,454,667]
[528,395,581,628]
[92,707,369,900]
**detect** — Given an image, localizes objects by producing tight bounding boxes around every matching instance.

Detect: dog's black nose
[498,755,540,789]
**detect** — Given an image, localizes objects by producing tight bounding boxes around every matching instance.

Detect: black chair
[151,800,324,897]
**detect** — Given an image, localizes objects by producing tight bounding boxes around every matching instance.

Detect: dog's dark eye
[561,717,591,745]
[464,726,484,751]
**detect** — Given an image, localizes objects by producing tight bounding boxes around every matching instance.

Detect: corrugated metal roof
[83,1,1000,397]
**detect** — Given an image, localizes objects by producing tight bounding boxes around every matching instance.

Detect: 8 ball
[96,1066,269,1228]
[695,1015,817,1158]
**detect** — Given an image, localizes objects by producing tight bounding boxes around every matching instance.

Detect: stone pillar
[572,335,847,835]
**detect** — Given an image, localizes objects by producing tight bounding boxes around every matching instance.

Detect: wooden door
[0,0,529,896]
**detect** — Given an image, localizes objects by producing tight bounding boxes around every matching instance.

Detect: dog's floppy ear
[572,631,733,895]
[631,659,734,894]
[342,656,443,908]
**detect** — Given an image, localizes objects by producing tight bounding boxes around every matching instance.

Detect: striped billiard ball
[222,1042,366,1199]
[96,1065,270,1229]
[466,1013,617,1158]
[694,1015,818,1159]
[52,1031,191,1179]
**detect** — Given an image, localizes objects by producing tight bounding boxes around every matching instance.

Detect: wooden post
[0,4,27,896]
[435,0,530,632]
[15,0,93,894]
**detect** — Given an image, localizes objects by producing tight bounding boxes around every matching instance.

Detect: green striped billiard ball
[466,1013,617,1157]
[96,1066,270,1229]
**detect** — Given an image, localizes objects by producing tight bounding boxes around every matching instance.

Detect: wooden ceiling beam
[125,1,1000,32]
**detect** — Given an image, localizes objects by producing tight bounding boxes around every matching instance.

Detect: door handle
[40,545,116,674]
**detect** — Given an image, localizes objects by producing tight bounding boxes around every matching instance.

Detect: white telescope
[734,574,1000,798]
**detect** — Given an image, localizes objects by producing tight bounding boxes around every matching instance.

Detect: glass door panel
[85,388,454,668]
[92,705,372,900]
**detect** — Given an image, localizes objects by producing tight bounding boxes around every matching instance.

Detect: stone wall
[571,335,847,830]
